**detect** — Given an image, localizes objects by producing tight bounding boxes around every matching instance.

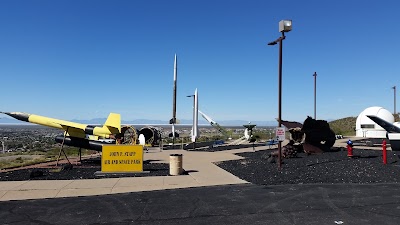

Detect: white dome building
[356,106,394,138]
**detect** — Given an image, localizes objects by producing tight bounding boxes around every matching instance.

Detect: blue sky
[0,0,399,123]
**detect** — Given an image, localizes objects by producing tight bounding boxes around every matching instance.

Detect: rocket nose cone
[3,112,30,122]
[1,112,13,117]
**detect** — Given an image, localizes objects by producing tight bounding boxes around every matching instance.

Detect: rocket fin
[103,113,121,133]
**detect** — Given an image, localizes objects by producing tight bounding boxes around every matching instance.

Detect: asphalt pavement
[2,183,400,225]
[1,137,400,224]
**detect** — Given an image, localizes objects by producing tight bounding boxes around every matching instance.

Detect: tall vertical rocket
[170,54,178,141]
[191,88,199,142]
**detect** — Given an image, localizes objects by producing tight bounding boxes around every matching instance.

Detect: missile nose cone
[1,112,12,117]
[2,112,30,122]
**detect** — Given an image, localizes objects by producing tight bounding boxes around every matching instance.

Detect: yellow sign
[101,145,143,172]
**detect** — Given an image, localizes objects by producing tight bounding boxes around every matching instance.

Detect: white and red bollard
[383,139,387,165]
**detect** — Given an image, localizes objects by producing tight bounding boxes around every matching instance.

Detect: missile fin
[103,113,121,133]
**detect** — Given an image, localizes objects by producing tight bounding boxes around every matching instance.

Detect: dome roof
[356,106,394,128]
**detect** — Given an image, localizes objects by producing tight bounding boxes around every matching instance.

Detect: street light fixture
[268,19,292,169]
[279,20,292,32]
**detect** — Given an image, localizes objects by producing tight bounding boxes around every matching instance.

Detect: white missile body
[171,54,178,139]
[199,110,216,125]
[191,88,199,142]
[174,54,177,83]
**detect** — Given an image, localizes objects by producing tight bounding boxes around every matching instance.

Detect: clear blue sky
[0,0,399,123]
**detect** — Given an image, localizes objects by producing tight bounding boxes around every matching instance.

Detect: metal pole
[172,54,178,147]
[277,31,285,169]
[193,96,195,151]
[186,94,196,150]
[394,86,397,115]
[313,72,317,119]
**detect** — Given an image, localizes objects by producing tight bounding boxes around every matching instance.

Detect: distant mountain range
[0,117,278,126]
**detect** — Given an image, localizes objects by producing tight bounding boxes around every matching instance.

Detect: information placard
[101,145,143,172]
[275,127,286,141]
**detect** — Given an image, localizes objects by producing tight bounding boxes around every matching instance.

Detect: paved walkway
[0,138,387,201]
[0,145,265,201]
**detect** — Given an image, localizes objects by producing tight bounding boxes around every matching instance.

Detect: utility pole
[393,86,397,115]
[313,72,317,119]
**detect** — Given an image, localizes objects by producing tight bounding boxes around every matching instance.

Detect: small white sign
[275,127,286,141]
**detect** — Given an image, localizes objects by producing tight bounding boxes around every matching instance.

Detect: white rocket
[198,110,216,125]
[170,54,178,140]
[191,88,199,142]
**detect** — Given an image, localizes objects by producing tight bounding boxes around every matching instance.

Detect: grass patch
[49,168,62,173]
[0,156,50,169]
[0,147,97,170]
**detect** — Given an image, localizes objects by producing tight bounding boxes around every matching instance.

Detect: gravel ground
[2,147,399,186]
[218,147,400,185]
[0,158,170,181]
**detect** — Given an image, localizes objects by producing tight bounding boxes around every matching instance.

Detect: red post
[383,139,387,165]
[347,144,353,158]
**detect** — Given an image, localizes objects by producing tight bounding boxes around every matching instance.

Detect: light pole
[268,20,292,169]
[186,94,194,141]
[187,89,199,150]
[393,86,397,115]
[313,72,317,119]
